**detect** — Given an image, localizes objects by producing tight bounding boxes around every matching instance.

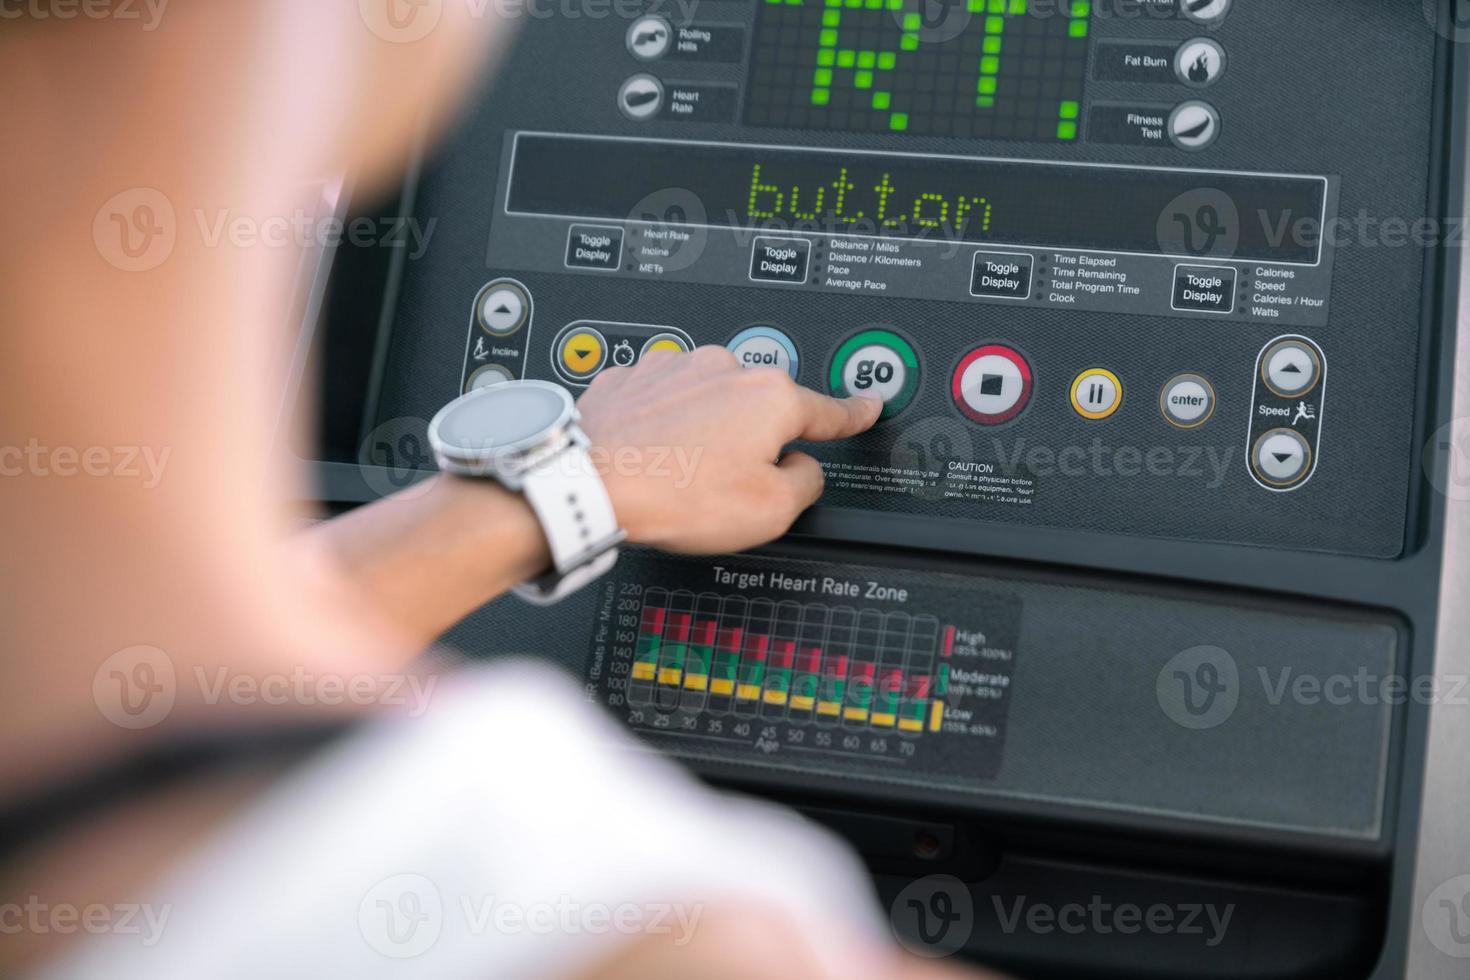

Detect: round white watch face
[430,380,574,462]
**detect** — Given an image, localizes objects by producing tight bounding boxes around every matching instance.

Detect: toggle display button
[970,251,1034,300]
[952,345,1032,425]
[829,329,920,420]
[1172,264,1236,314]
[728,326,799,379]
[749,237,811,284]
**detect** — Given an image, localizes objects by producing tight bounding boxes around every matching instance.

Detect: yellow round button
[560,329,606,378]
[1070,368,1123,420]
[640,333,691,358]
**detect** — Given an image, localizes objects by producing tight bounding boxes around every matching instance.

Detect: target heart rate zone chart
[627,590,956,735]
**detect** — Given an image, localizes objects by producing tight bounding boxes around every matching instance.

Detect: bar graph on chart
[590,555,1022,780]
[626,590,957,736]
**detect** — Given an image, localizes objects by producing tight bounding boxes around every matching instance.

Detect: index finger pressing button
[828,329,920,421]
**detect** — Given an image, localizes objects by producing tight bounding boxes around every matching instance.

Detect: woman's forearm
[298,476,552,650]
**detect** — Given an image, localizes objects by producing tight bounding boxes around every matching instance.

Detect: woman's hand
[578,346,882,554]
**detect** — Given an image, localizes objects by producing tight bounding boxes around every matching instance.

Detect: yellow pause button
[560,330,605,378]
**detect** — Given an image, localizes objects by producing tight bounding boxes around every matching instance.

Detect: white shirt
[36,663,888,979]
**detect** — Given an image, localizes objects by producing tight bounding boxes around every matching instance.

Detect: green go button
[829,329,920,420]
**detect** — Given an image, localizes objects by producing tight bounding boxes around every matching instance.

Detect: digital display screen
[506,134,1327,264]
[745,0,1091,141]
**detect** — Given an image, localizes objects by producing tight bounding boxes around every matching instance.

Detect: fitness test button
[728,326,799,380]
[828,329,919,421]
[953,345,1032,425]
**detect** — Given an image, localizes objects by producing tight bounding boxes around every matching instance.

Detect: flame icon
[1188,53,1212,83]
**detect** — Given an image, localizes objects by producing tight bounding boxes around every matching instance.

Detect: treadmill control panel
[370,0,1439,560]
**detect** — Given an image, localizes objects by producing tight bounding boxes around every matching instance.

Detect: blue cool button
[727,326,800,380]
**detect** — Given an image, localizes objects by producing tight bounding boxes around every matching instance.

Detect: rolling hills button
[478,281,529,336]
[952,345,1033,425]
[1160,374,1216,428]
[1070,368,1123,420]
[560,328,607,379]
[1263,340,1321,397]
[1254,428,1312,487]
[829,330,920,420]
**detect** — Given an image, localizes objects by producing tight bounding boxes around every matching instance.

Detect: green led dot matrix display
[746,0,1090,142]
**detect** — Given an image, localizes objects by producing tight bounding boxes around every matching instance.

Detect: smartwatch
[427,380,625,605]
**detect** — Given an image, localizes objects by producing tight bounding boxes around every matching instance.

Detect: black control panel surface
[367,0,1441,559]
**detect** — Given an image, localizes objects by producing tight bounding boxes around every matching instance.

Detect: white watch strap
[513,439,624,605]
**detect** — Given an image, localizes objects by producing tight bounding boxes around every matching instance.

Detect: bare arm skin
[297,349,880,649]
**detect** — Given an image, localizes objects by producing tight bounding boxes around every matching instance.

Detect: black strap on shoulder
[0,723,356,865]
